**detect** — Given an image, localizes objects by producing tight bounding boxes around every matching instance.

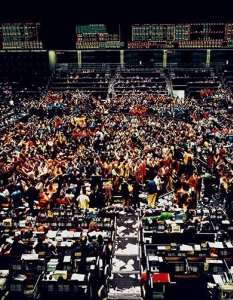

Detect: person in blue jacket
[144,179,157,207]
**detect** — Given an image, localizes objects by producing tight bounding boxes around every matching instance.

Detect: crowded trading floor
[0,64,233,300]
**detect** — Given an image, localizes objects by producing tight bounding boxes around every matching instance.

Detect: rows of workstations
[113,70,168,103]
[139,202,233,300]
[221,66,233,92]
[0,206,117,299]
[169,67,221,99]
[48,66,110,98]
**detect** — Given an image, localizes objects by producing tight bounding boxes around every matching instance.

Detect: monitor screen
[47,264,57,272]
[171,224,181,233]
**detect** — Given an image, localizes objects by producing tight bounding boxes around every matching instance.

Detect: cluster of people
[0,71,233,221]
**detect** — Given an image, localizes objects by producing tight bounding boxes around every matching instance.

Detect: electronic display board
[225,23,233,47]
[0,22,43,50]
[75,24,124,49]
[2,22,233,50]
[129,24,175,48]
[128,23,233,49]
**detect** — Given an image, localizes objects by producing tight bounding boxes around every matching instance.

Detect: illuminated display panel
[128,23,233,49]
[0,22,43,50]
[187,23,225,48]
[129,24,175,48]
[225,23,233,47]
[75,24,124,49]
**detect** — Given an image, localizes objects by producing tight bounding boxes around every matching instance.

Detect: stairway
[106,208,143,300]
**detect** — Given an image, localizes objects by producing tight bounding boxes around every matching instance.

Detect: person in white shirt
[154,174,163,202]
[154,174,162,191]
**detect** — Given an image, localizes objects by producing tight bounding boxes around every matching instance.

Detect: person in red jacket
[188,171,199,193]
[139,269,148,298]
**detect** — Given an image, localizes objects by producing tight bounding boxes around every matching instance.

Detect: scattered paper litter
[117,226,127,232]
[112,257,125,268]
[122,265,134,271]
[125,220,134,224]
[127,259,134,265]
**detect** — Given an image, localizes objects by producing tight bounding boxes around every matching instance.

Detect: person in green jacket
[156,206,174,220]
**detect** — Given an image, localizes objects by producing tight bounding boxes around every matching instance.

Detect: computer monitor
[47,263,57,272]
[19,220,26,228]
[171,224,181,233]
[2,218,12,227]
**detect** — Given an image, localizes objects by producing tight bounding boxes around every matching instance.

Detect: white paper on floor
[112,257,126,270]
[117,226,127,232]
[125,243,138,254]
[128,232,137,237]
[117,232,125,237]
[127,259,134,265]
[109,286,141,294]
[122,258,135,271]
[124,219,134,224]
[123,286,141,293]
[122,263,135,271]
[115,243,138,255]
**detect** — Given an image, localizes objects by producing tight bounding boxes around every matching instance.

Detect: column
[206,49,211,67]
[120,50,124,66]
[163,50,167,68]
[77,50,82,68]
[48,50,57,72]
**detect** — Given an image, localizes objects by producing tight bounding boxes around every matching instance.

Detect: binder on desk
[71,273,86,281]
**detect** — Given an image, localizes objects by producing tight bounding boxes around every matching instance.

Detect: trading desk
[41,271,93,299]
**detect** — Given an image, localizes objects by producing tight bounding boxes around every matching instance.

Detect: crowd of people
[0,74,233,225]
